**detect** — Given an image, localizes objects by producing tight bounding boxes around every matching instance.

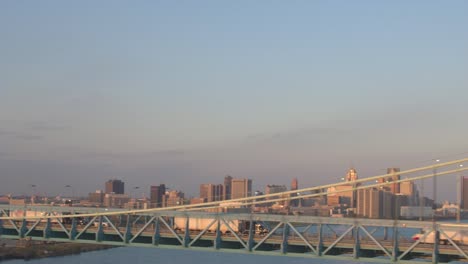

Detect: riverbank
[0,239,115,261]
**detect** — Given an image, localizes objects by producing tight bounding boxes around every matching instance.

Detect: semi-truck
[173,217,268,235]
[412,229,468,245]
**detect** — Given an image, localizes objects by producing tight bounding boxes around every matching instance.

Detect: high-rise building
[291,178,298,191]
[165,190,184,207]
[331,168,360,208]
[290,178,299,207]
[462,177,468,210]
[357,188,382,219]
[150,184,166,208]
[346,168,358,182]
[265,185,287,195]
[200,184,224,202]
[265,184,288,205]
[224,175,233,200]
[105,179,125,194]
[88,190,105,205]
[231,178,252,199]
[400,180,417,206]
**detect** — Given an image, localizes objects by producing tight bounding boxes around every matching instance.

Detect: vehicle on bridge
[173,217,268,235]
[412,229,468,245]
[9,210,62,223]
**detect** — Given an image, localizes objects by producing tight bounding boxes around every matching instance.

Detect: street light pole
[458,164,464,223]
[432,159,440,222]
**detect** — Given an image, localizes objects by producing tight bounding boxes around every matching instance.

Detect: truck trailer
[412,229,468,245]
[173,217,267,235]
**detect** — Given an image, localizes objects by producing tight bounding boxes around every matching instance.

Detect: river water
[3,246,378,264]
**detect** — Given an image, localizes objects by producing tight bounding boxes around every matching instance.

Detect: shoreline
[0,239,116,262]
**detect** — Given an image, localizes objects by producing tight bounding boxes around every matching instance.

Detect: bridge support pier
[214,220,222,250]
[353,225,360,259]
[70,218,77,240]
[384,227,388,240]
[317,224,323,256]
[281,223,289,254]
[96,216,104,242]
[152,217,160,245]
[124,215,132,244]
[43,218,51,239]
[183,217,190,247]
[432,229,440,264]
[20,219,27,238]
[247,220,254,252]
[392,226,399,262]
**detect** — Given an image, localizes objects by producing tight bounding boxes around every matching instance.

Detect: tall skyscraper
[387,168,401,194]
[345,168,358,182]
[105,179,125,194]
[224,175,233,200]
[400,180,417,205]
[331,168,359,207]
[462,177,468,210]
[150,184,166,208]
[231,178,252,199]
[200,184,224,202]
[290,178,299,207]
[291,178,298,191]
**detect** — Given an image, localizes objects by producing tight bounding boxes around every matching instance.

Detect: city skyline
[1,1,468,201]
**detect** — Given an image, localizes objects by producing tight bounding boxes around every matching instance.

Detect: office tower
[387,168,401,194]
[105,179,125,194]
[332,168,360,208]
[265,184,288,205]
[290,178,299,207]
[200,184,224,202]
[231,178,252,199]
[357,188,383,219]
[224,175,233,200]
[150,184,166,208]
[345,168,358,182]
[103,193,130,208]
[165,190,184,207]
[377,168,401,194]
[291,178,298,191]
[265,185,287,195]
[462,177,468,210]
[88,190,105,205]
[400,180,417,206]
[213,184,224,202]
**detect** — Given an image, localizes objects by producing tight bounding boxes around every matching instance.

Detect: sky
[0,1,467,201]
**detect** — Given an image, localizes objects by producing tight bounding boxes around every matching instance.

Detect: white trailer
[174,217,242,234]
[9,210,62,223]
[173,217,268,235]
[412,229,468,245]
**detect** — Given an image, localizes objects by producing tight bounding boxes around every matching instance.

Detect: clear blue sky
[1,1,467,200]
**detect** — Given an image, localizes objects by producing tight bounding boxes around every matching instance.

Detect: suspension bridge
[1,158,468,263]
